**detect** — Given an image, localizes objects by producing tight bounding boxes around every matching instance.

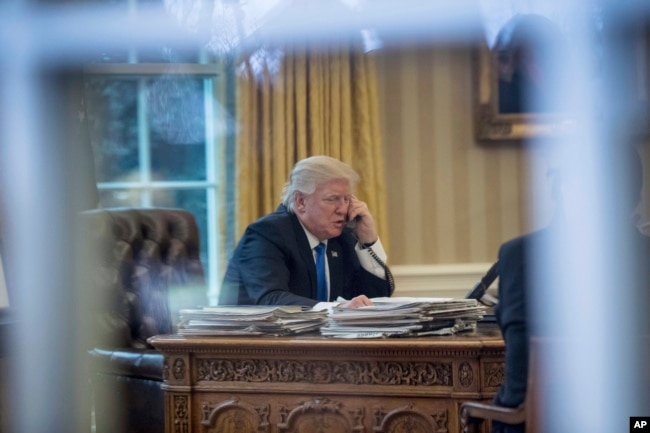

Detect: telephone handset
[346,215,395,294]
[345,215,360,230]
[465,260,499,305]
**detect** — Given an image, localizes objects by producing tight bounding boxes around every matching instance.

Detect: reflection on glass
[148,77,207,181]
[100,189,147,208]
[152,188,210,276]
[99,187,210,282]
[493,13,566,114]
[86,76,208,183]
[138,47,202,63]
[84,79,139,182]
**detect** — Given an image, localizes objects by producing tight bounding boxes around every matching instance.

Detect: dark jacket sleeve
[221,213,318,307]
[494,235,530,408]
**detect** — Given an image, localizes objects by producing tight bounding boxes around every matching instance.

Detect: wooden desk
[149,324,504,433]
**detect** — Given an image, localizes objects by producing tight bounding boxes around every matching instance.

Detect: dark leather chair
[82,207,207,433]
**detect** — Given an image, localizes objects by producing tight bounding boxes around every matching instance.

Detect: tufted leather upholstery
[82,207,207,433]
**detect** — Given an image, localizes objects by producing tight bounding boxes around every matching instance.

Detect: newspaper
[320,297,485,338]
[177,305,328,336]
[176,298,486,338]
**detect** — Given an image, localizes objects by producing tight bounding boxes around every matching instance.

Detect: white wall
[391,262,498,299]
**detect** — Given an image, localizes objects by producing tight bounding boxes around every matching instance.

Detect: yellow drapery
[235,38,389,250]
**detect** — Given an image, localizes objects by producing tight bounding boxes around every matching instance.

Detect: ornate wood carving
[373,405,448,433]
[172,395,189,433]
[172,357,186,381]
[458,362,474,388]
[278,397,364,433]
[197,359,452,386]
[200,398,270,433]
[163,356,187,382]
[483,361,505,388]
[150,326,505,433]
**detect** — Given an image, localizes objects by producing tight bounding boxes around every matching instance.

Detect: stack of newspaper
[320,297,487,338]
[177,305,328,336]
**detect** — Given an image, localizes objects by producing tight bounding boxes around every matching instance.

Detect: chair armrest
[89,348,164,381]
[460,401,526,433]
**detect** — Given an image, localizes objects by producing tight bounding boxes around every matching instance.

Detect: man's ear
[294,192,306,214]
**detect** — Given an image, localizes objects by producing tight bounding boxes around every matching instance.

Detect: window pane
[85,79,139,182]
[147,77,207,181]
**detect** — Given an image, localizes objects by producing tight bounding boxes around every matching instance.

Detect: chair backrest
[81,207,207,349]
[460,335,549,433]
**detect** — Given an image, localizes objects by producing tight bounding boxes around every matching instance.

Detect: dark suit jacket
[219,205,393,306]
[492,228,549,433]
[494,232,536,409]
[494,224,650,433]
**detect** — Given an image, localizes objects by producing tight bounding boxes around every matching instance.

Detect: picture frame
[473,39,573,142]
[474,11,650,142]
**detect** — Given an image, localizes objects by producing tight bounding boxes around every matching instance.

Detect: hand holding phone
[346,196,378,245]
[346,215,360,230]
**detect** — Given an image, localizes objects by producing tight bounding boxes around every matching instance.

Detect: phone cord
[366,245,395,295]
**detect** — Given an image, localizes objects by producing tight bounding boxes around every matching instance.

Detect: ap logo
[631,417,650,431]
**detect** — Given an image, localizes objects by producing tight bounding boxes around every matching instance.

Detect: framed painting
[474,13,573,141]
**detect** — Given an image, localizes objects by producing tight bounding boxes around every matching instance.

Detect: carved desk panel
[149,323,504,433]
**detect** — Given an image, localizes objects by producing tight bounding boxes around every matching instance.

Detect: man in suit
[493,143,649,433]
[219,155,394,308]
[492,231,540,433]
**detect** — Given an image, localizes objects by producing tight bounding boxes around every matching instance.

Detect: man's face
[295,178,351,241]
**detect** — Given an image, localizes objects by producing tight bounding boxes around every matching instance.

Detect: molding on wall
[391,262,498,299]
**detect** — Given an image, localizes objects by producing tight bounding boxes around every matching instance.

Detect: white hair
[281,156,360,213]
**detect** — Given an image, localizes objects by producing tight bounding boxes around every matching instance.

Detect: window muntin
[85,64,225,304]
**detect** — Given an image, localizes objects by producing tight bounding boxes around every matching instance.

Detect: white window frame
[87,62,222,304]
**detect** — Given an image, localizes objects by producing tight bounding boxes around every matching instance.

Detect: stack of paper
[177,305,328,336]
[320,297,487,338]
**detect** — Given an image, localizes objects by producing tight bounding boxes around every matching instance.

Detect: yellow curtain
[235,38,389,250]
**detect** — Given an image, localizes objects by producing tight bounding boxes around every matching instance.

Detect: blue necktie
[314,243,327,301]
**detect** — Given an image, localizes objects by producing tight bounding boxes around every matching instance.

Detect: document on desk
[320,297,486,338]
[177,306,328,336]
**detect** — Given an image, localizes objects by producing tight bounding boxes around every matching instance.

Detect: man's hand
[338,294,374,308]
[347,195,378,245]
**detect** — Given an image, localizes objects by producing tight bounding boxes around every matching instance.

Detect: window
[84,56,236,304]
